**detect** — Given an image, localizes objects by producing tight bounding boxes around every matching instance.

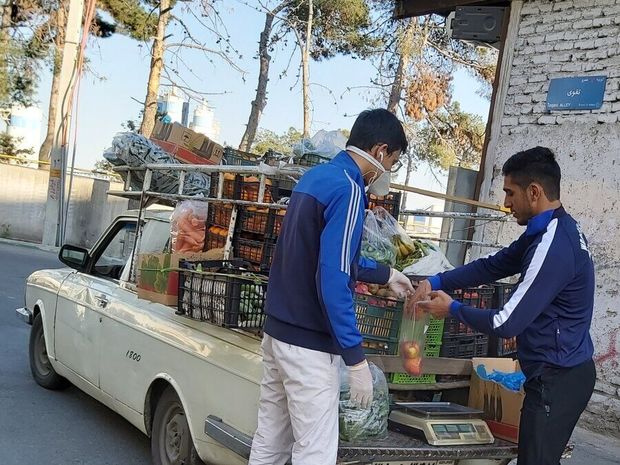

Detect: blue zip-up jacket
[264,151,391,366]
[429,207,595,379]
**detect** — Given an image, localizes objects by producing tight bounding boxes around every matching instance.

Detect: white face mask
[346,145,391,197]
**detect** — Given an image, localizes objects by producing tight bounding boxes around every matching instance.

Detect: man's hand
[405,279,432,317]
[348,360,373,409]
[388,268,414,298]
[416,291,454,319]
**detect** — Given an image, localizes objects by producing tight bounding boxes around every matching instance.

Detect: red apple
[403,357,422,376]
[403,342,420,360]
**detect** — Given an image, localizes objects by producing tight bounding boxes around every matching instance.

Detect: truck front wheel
[151,387,205,465]
[29,313,69,390]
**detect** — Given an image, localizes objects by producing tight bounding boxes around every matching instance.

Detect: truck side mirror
[59,244,90,271]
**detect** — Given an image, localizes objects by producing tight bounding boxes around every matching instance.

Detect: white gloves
[388,268,415,298]
[348,360,373,409]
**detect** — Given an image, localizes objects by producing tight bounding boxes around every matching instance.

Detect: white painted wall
[0,164,128,248]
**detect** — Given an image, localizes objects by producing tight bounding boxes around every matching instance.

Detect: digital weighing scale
[388,402,495,446]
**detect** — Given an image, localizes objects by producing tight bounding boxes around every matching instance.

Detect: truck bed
[205,416,518,464]
[338,430,517,462]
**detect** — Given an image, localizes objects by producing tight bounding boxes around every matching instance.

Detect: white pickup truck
[17,210,518,465]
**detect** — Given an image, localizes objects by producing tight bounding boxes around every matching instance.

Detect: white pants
[249,334,341,465]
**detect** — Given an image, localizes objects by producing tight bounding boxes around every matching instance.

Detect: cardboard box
[468,357,525,444]
[137,252,213,306]
[151,122,224,165]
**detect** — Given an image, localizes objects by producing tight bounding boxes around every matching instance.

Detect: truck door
[54,220,137,387]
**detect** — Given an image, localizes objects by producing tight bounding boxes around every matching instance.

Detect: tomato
[403,357,422,376]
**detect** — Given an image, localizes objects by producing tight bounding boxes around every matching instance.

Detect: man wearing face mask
[249,109,413,465]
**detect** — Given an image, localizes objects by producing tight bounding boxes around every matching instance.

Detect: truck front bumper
[15,307,33,325]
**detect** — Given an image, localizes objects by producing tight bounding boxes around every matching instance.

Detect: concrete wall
[0,164,128,248]
[476,0,620,436]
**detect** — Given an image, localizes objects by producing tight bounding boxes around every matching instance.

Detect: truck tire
[29,313,70,390]
[152,387,205,465]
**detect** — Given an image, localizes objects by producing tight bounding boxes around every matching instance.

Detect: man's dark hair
[502,146,561,200]
[346,109,408,154]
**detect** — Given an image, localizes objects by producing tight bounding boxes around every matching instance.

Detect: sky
[33,1,492,212]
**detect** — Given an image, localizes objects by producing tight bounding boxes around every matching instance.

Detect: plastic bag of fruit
[373,206,431,272]
[338,360,389,442]
[399,296,430,377]
[361,210,397,266]
[171,200,209,253]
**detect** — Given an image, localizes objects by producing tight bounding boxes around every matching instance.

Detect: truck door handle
[96,294,109,308]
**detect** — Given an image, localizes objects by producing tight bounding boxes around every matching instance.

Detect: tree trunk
[301,0,313,138]
[38,0,68,166]
[0,0,12,105]
[239,1,290,152]
[388,21,416,114]
[140,0,171,138]
[387,51,407,114]
[0,0,12,56]
[400,154,414,212]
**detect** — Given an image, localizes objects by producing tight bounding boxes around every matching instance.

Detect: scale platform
[388,402,495,446]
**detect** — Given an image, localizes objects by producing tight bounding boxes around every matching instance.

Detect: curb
[0,237,59,254]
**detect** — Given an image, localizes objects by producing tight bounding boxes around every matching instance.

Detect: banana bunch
[392,235,428,271]
[393,235,416,260]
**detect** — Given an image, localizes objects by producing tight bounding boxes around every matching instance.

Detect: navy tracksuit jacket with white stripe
[429,206,595,379]
[264,151,391,366]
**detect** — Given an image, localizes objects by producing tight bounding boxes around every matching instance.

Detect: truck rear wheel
[151,387,205,465]
[29,313,69,390]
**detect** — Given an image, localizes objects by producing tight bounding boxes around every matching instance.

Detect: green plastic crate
[391,373,437,385]
[390,344,441,385]
[425,318,445,345]
[427,317,445,334]
[356,293,403,356]
[424,344,441,357]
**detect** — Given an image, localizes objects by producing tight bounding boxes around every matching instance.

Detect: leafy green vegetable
[339,362,390,442]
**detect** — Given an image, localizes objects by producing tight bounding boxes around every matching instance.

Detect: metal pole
[42,0,85,246]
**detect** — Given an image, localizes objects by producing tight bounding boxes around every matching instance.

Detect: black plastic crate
[222,147,261,166]
[297,153,331,167]
[494,337,518,357]
[369,191,402,218]
[239,207,286,238]
[440,335,489,359]
[177,260,267,329]
[488,282,518,357]
[204,229,227,251]
[209,173,236,199]
[274,176,296,192]
[234,237,277,270]
[210,173,289,203]
[448,286,494,309]
[234,176,277,203]
[208,204,233,228]
[355,293,403,356]
[442,317,480,337]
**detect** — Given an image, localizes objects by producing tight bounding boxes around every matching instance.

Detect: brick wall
[477,0,620,436]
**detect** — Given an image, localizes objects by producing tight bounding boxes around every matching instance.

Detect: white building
[157,86,189,126]
[190,100,221,143]
[7,105,42,167]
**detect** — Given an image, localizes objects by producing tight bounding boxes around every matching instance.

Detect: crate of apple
[400,341,423,376]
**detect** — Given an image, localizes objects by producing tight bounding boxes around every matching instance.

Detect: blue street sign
[547,76,607,111]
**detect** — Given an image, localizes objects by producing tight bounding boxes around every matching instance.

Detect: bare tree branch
[165,42,246,74]
[427,39,488,71]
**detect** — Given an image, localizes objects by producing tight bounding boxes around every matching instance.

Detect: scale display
[388,402,494,446]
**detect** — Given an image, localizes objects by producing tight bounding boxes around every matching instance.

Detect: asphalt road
[0,240,619,465]
[0,242,150,465]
